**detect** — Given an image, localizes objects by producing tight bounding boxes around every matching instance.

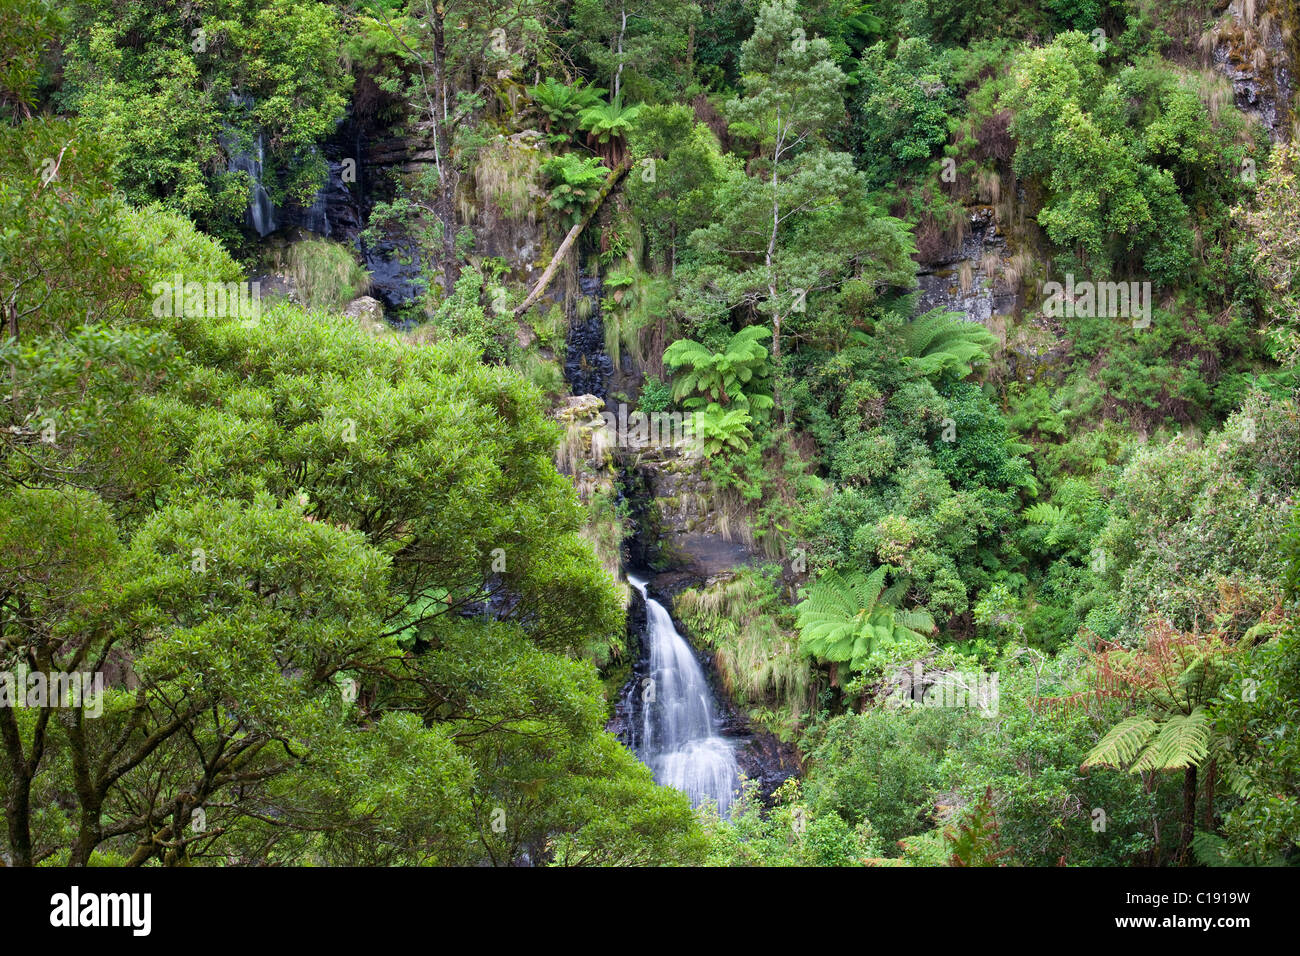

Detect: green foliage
[636,375,674,413]
[1002,32,1253,286]
[0,0,60,119]
[426,262,515,362]
[663,325,774,414]
[528,77,606,134]
[932,381,1038,497]
[602,262,669,369]
[625,103,743,269]
[577,100,643,144]
[1210,623,1300,864]
[850,37,957,190]
[661,325,778,456]
[1086,395,1299,642]
[701,777,884,866]
[1240,141,1300,368]
[566,0,702,104]
[934,654,1173,865]
[796,567,935,675]
[9,0,1300,872]
[56,0,350,237]
[803,706,969,847]
[539,153,610,224]
[0,126,702,868]
[903,310,997,380]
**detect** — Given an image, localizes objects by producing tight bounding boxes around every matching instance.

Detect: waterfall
[629,573,740,816]
[244,134,277,237]
[222,96,277,237]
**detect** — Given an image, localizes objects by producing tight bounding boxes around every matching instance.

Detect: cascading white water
[238,133,277,237]
[222,95,277,237]
[630,574,740,816]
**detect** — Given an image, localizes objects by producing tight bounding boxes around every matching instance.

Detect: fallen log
[514,156,633,316]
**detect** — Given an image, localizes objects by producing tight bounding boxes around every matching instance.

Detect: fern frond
[1082,716,1159,770]
[1134,708,1210,772]
[1023,503,1064,526]
[1191,830,1233,867]
[903,309,996,380]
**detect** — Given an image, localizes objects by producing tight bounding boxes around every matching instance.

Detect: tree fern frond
[895,608,936,634]
[1191,830,1234,867]
[796,567,934,674]
[1083,716,1159,770]
[1135,708,1210,772]
[903,309,996,380]
[1023,503,1064,526]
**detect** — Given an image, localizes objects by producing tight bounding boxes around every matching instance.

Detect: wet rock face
[564,277,614,400]
[734,734,801,802]
[915,206,1017,324]
[361,235,427,309]
[624,445,762,579]
[608,584,649,749]
[279,156,365,243]
[1211,3,1296,143]
[565,317,613,399]
[261,113,432,311]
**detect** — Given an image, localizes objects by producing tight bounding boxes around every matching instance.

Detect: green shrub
[804,707,971,847]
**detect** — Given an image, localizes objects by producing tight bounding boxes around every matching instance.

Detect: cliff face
[915,205,1019,326]
[909,1,1300,390]
[1209,0,1299,142]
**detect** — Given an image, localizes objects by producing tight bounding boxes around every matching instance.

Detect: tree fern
[663,325,773,416]
[1022,502,1077,549]
[1083,703,1212,775]
[904,309,996,380]
[795,567,935,674]
[528,77,605,133]
[689,404,755,456]
[538,154,609,225]
[1076,618,1242,864]
[1082,715,1162,772]
[1136,708,1211,772]
[577,100,641,144]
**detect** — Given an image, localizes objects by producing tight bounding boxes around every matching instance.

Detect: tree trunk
[429,8,460,292]
[765,142,785,421]
[1178,763,1197,864]
[1,762,32,867]
[0,682,34,866]
[613,8,627,105]
[1202,759,1216,830]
